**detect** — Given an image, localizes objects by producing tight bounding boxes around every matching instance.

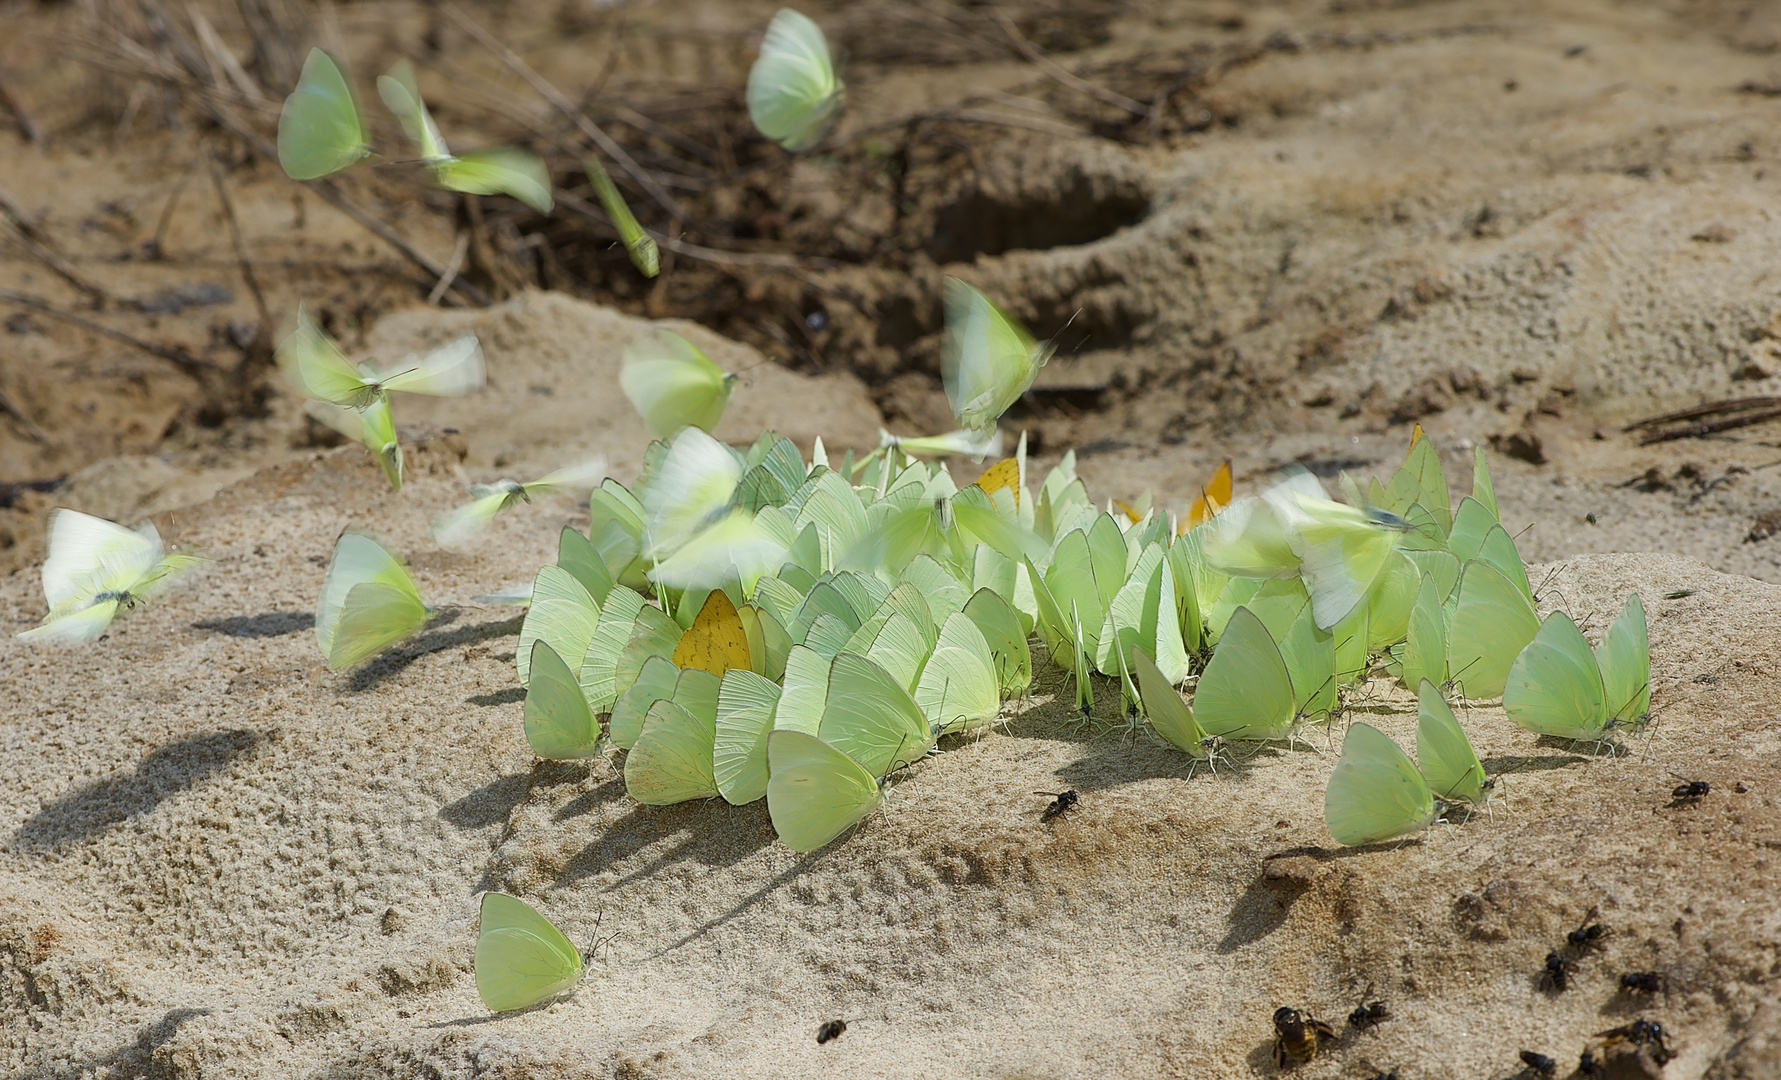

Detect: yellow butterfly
[971,457,1021,509]
[671,589,752,678]
[1181,459,1233,534]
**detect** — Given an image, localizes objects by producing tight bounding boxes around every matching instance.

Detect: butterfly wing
[1414,679,1487,803]
[746,8,843,151]
[431,491,513,548]
[1445,560,1540,699]
[374,59,450,161]
[672,588,753,677]
[372,335,486,397]
[17,597,124,645]
[277,49,371,180]
[622,330,734,438]
[609,653,682,751]
[329,580,429,669]
[1594,593,1649,726]
[515,565,601,687]
[523,641,603,759]
[1133,647,1209,759]
[475,892,583,1012]
[766,729,882,852]
[315,532,415,663]
[817,653,932,775]
[624,699,719,805]
[432,148,554,213]
[713,667,782,805]
[1193,606,1297,741]
[1503,611,1609,741]
[941,278,1049,432]
[278,308,372,405]
[915,612,1001,735]
[1325,722,1436,846]
[37,508,161,610]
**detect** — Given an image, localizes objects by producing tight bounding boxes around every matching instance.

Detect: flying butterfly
[747,8,845,152]
[377,60,553,211]
[942,278,1054,436]
[314,531,430,670]
[432,459,608,546]
[877,426,1004,462]
[277,48,371,180]
[306,398,404,490]
[278,305,485,410]
[621,329,738,439]
[474,892,585,1012]
[17,508,204,645]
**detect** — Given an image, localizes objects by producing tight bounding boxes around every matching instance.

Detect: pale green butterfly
[515,565,601,687]
[523,641,603,759]
[377,60,553,212]
[621,330,737,439]
[1132,647,1212,761]
[277,48,370,181]
[585,155,659,278]
[962,586,1032,696]
[433,459,608,547]
[876,426,1004,462]
[1193,606,1297,742]
[773,643,832,736]
[1324,722,1438,846]
[1067,600,1096,716]
[609,653,680,751]
[915,612,1001,735]
[1470,444,1498,519]
[589,480,650,590]
[860,612,931,695]
[1397,571,1448,691]
[942,278,1054,435]
[1097,544,1191,684]
[1414,679,1489,805]
[746,8,844,152]
[713,667,783,805]
[766,729,883,852]
[17,508,203,645]
[817,652,933,776]
[1363,549,1421,650]
[278,305,484,409]
[612,604,683,703]
[475,892,584,1012]
[1380,427,1452,541]
[556,526,615,607]
[1502,599,1647,742]
[577,585,648,711]
[1277,601,1338,721]
[1596,594,1649,725]
[305,398,404,490]
[1445,559,1540,699]
[638,427,743,557]
[314,531,429,670]
[625,693,720,805]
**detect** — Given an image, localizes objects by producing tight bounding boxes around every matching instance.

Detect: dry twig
[0,288,218,379]
[991,9,1146,116]
[1624,396,1781,444]
[203,149,272,332]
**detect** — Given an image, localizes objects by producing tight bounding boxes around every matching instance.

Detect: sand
[4,0,1781,1075]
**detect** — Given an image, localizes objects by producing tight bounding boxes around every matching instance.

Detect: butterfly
[276,49,371,180]
[942,278,1053,436]
[314,532,429,670]
[621,330,737,439]
[17,509,203,644]
[746,8,844,151]
[1324,722,1437,846]
[1502,595,1648,742]
[474,892,584,1012]
[432,459,608,546]
[377,60,553,211]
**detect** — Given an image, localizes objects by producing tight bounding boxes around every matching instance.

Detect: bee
[1271,1006,1335,1068]
[1619,971,1665,994]
[1518,1049,1557,1077]
[1540,950,1578,992]
[1347,982,1390,1030]
[1670,778,1710,805]
[1596,1019,1674,1065]
[1035,789,1079,822]
[815,1019,848,1045]
[1566,906,1610,953]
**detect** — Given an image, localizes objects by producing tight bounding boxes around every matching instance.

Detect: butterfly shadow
[192,611,314,638]
[49,1007,213,1078]
[1217,841,1420,954]
[440,760,602,836]
[11,730,265,851]
[650,844,847,959]
[553,798,777,893]
[344,611,525,694]
[1480,751,1591,776]
[465,687,526,707]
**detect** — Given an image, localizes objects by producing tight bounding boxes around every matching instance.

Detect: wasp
[1271,1007,1335,1068]
[1036,789,1079,822]
[1619,970,1664,994]
[1518,1049,1557,1077]
[1566,906,1610,953]
[1347,982,1390,1030]
[1540,950,1577,992]
[1670,778,1710,805]
[815,1019,848,1045]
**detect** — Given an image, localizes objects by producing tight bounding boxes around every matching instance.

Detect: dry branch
[0,288,218,379]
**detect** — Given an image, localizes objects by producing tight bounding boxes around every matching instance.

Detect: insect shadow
[192,610,314,638]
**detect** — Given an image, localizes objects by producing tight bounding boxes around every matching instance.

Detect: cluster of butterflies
[274,6,849,279]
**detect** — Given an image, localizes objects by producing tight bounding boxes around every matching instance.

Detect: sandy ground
[4,0,1781,1076]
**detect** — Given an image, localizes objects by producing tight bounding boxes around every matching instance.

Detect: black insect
[1036,789,1079,822]
[815,1019,848,1045]
[1597,1019,1674,1065]
[1619,971,1664,994]
[1271,1007,1335,1068]
[1347,984,1390,1031]
[1367,1072,1399,1080]
[1671,779,1710,804]
[1567,906,1609,953]
[1518,1049,1557,1076]
[1540,950,1577,992]
[1577,1048,1602,1077]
